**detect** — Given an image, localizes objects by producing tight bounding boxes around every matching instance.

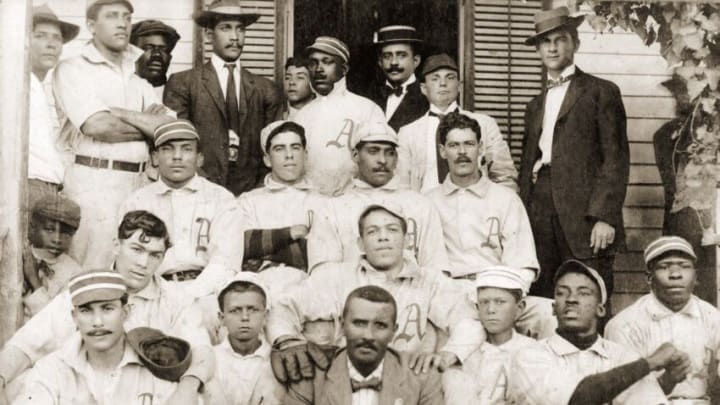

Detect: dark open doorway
[293,0,459,96]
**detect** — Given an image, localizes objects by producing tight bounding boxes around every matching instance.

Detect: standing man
[130,19,180,94]
[53,0,175,269]
[283,57,315,120]
[519,7,629,298]
[285,285,444,405]
[293,36,386,196]
[165,0,282,196]
[397,53,517,193]
[365,25,428,132]
[606,236,716,401]
[27,5,78,207]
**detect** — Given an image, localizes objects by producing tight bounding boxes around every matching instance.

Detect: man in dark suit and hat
[518,6,629,300]
[164,0,282,195]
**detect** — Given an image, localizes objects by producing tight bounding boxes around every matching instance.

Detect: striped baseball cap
[154,119,200,147]
[644,236,697,265]
[475,266,528,296]
[554,259,607,304]
[306,36,350,64]
[68,270,127,307]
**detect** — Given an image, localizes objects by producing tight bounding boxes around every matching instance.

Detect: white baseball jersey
[508,333,667,405]
[119,175,243,297]
[293,77,386,196]
[266,257,483,362]
[426,175,538,280]
[443,331,537,405]
[606,293,720,400]
[307,177,449,271]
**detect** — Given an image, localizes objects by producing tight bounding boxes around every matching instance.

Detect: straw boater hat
[33,4,80,43]
[525,6,584,46]
[374,25,423,47]
[193,0,261,29]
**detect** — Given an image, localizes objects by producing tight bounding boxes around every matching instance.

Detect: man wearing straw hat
[518,6,630,301]
[164,0,282,196]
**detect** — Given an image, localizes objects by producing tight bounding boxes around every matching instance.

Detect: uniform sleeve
[480,115,518,192]
[305,200,343,271]
[13,356,63,405]
[52,61,109,130]
[396,126,414,190]
[415,199,449,270]
[500,193,539,284]
[507,346,579,405]
[611,346,668,405]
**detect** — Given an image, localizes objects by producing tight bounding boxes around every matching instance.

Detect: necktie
[351,376,382,392]
[225,63,240,134]
[382,83,403,98]
[430,107,459,183]
[547,74,573,89]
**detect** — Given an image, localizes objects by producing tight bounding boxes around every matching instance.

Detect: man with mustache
[285,285,444,405]
[164,0,282,196]
[397,53,517,193]
[606,236,718,402]
[0,210,213,403]
[308,121,447,271]
[508,260,674,404]
[364,25,428,133]
[130,19,180,96]
[292,36,386,196]
[53,0,175,269]
[426,112,554,339]
[13,270,199,405]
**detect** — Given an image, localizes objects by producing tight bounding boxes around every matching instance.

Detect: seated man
[286,285,443,405]
[606,236,715,401]
[204,273,285,404]
[268,203,481,384]
[0,210,212,402]
[119,119,243,297]
[508,260,678,404]
[309,121,447,270]
[14,270,198,405]
[426,111,554,338]
[442,266,538,404]
[23,194,82,320]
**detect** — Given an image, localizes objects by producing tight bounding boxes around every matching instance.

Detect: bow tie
[547,75,573,89]
[351,376,382,392]
[382,84,403,98]
[428,107,460,120]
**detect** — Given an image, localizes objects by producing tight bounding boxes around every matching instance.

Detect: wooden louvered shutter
[472,0,543,164]
[200,0,277,80]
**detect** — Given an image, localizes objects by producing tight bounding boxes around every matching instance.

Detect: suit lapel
[389,82,424,125]
[556,68,586,121]
[202,62,227,121]
[378,353,406,405]
[322,352,353,405]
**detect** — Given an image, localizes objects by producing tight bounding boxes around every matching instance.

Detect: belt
[75,155,146,173]
[161,269,202,282]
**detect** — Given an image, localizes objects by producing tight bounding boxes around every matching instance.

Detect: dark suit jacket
[163,62,282,195]
[367,80,429,132]
[519,68,629,259]
[286,349,444,405]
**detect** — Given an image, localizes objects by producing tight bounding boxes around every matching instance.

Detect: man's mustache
[87,329,112,337]
[385,66,403,74]
[455,156,472,164]
[355,340,378,350]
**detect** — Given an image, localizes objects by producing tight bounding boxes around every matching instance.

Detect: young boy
[205,273,285,404]
[22,194,82,320]
[283,56,315,120]
[442,266,537,404]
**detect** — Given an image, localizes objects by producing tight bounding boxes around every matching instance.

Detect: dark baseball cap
[127,327,192,382]
[32,194,81,229]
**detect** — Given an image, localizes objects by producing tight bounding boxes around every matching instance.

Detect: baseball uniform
[292,77,386,196]
[606,293,720,401]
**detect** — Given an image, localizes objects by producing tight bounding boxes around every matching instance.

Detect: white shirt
[385,74,416,119]
[28,72,66,184]
[348,359,383,405]
[532,64,576,175]
[210,53,241,102]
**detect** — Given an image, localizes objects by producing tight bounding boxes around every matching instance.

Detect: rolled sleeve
[9,291,74,364]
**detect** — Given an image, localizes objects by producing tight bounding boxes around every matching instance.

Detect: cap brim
[524,16,584,46]
[128,327,192,382]
[72,288,125,306]
[554,260,607,304]
[34,16,80,43]
[193,11,260,28]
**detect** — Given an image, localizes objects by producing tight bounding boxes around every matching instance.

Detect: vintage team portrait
[0,0,719,403]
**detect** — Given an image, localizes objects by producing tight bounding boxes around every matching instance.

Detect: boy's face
[284,65,313,104]
[30,216,76,257]
[476,287,523,336]
[220,290,267,343]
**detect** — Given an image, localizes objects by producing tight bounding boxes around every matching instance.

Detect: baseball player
[442,266,538,404]
[0,211,213,403]
[267,203,483,385]
[606,236,718,402]
[23,194,82,320]
[308,120,448,271]
[204,272,285,405]
[292,36,386,196]
[13,269,200,405]
[397,53,517,193]
[118,119,243,298]
[508,260,674,404]
[283,57,315,120]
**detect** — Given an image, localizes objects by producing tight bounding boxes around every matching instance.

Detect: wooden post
[0,0,31,344]
[460,0,474,110]
[193,0,205,68]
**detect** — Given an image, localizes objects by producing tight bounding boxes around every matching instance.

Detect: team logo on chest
[326,118,354,149]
